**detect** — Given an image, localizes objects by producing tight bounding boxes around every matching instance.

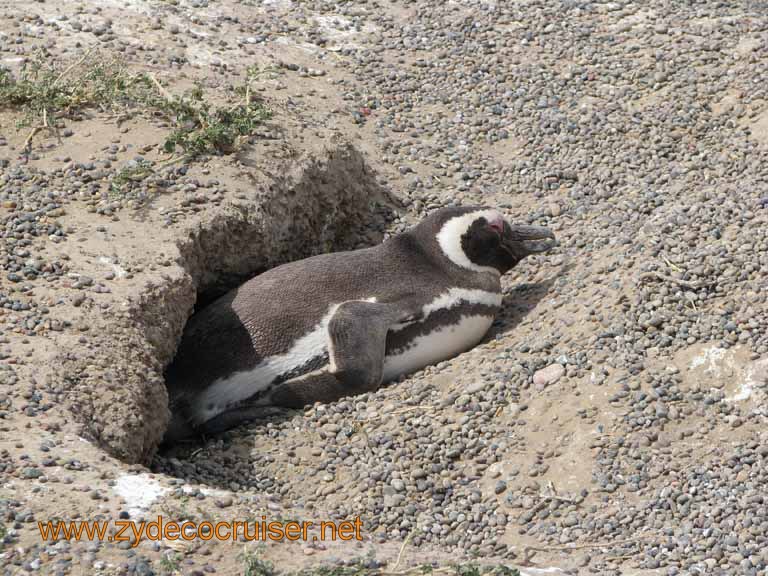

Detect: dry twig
[52,47,96,88]
[637,271,713,290]
[148,73,174,103]
[359,406,433,423]
[390,531,413,573]
[22,126,43,157]
[21,48,94,158]
[525,535,650,553]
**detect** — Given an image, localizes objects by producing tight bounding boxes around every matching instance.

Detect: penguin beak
[503,224,557,257]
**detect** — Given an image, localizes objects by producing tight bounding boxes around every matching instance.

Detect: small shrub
[0,49,271,159]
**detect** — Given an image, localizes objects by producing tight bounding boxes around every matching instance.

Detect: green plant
[241,545,277,576]
[158,83,270,157]
[109,158,155,197]
[488,567,520,576]
[454,566,482,576]
[0,51,135,126]
[0,49,271,159]
[292,566,370,576]
[159,551,182,575]
[286,563,520,576]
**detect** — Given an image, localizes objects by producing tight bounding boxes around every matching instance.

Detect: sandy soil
[2,1,768,576]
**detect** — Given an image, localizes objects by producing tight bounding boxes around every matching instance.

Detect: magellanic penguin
[163,206,556,442]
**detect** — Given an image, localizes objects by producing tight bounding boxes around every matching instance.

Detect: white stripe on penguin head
[435,209,503,275]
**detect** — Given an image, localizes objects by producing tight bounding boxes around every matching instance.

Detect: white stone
[533,364,565,387]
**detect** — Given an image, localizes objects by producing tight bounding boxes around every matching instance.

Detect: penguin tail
[160,397,199,449]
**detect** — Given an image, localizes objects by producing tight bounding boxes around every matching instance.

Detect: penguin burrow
[163,206,557,444]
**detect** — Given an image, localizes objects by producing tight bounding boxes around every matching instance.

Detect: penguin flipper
[266,300,411,408]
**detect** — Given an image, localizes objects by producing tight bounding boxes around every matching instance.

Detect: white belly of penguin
[193,320,331,425]
[194,314,494,423]
[192,299,374,424]
[382,314,494,382]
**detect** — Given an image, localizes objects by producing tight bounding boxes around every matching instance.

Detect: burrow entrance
[59,143,398,466]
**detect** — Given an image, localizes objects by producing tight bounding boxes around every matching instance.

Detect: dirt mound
[54,143,393,463]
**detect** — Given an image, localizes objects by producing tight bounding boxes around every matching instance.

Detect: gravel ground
[3,0,768,575]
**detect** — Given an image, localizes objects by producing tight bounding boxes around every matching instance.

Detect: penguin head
[429,206,557,275]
